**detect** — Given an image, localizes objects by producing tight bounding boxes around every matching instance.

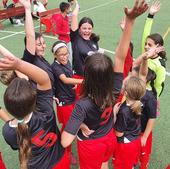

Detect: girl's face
[55,47,69,65]
[79,23,93,40]
[35,37,46,57]
[144,38,157,52]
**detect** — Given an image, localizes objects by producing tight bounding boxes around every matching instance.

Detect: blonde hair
[123,76,146,116]
[0,70,17,85]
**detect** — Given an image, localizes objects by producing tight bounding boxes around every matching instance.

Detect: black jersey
[22,49,55,91]
[51,60,76,105]
[70,30,99,76]
[114,101,141,143]
[64,72,123,140]
[141,90,157,132]
[3,89,64,169]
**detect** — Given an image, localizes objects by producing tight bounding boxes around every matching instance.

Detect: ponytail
[130,100,142,116]
[90,33,100,43]
[16,123,31,169]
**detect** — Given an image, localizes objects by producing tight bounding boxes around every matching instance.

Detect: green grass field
[0,0,170,168]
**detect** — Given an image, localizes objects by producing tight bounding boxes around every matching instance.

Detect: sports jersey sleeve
[64,103,86,135]
[146,95,157,118]
[113,72,123,100]
[36,89,54,115]
[51,62,65,78]
[3,122,18,150]
[141,15,154,53]
[154,65,166,97]
[70,29,79,42]
[114,108,127,132]
[22,49,35,64]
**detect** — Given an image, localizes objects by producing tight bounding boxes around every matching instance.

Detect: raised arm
[0,45,50,90]
[114,0,148,73]
[71,0,80,31]
[141,0,161,53]
[133,45,164,67]
[20,0,35,55]
[133,45,164,81]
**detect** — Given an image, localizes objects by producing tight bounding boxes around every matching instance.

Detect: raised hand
[119,17,126,31]
[124,0,149,19]
[145,45,165,59]
[149,0,161,15]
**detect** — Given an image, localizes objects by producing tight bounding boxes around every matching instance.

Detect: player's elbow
[61,131,74,148]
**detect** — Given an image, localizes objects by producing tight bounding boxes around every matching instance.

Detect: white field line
[101,48,170,77]
[0,25,39,40]
[79,0,118,14]
[0,1,169,77]
[0,1,117,40]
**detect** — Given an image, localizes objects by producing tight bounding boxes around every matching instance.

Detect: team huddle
[0,0,167,169]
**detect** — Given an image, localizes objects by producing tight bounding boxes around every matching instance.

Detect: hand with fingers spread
[119,17,126,31]
[149,0,161,15]
[124,0,149,19]
[145,45,165,59]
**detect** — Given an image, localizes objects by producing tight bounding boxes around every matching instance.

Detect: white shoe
[14,19,24,26]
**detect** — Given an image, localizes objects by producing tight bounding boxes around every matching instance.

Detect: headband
[53,43,68,54]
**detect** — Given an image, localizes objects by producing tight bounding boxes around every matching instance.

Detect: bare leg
[101,161,109,169]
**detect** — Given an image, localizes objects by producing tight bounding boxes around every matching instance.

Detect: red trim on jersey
[31,129,58,148]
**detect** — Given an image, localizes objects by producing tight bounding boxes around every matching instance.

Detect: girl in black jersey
[113,76,146,169]
[0,44,70,169]
[113,44,164,169]
[51,40,83,165]
[132,45,165,169]
[0,0,69,168]
[70,1,100,77]
[61,1,148,169]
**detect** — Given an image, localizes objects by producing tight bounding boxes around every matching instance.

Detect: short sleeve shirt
[22,49,55,92]
[51,60,76,104]
[70,30,99,76]
[114,101,141,143]
[141,90,157,132]
[3,89,64,169]
[64,72,123,140]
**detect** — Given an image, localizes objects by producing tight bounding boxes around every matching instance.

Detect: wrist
[148,13,154,18]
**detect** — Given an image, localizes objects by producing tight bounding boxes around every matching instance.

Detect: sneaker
[69,152,77,165]
[14,19,24,26]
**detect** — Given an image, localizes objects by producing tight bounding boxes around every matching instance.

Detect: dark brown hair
[78,17,100,42]
[81,53,115,110]
[4,78,37,169]
[147,33,167,62]
[59,2,70,12]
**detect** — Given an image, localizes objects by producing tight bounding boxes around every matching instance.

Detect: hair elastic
[17,119,24,124]
[53,43,68,54]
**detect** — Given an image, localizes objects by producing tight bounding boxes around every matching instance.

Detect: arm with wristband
[141,0,161,53]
